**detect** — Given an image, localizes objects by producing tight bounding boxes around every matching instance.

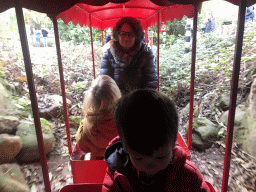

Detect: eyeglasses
[119,31,135,38]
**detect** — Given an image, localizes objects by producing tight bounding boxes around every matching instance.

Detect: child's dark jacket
[102,136,211,192]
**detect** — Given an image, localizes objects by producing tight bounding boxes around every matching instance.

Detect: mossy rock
[16,118,54,162]
[0,79,16,93]
[186,117,220,151]
[0,82,10,100]
[0,81,18,116]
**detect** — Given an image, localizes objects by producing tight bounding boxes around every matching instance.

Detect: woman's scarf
[110,40,141,68]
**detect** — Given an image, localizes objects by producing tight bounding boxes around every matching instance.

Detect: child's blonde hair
[83,75,121,118]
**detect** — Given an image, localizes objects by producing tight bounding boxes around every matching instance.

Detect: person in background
[35,28,41,47]
[203,11,215,34]
[30,27,35,45]
[102,89,211,191]
[245,6,255,22]
[41,28,49,47]
[75,75,121,160]
[100,17,158,95]
[105,28,112,44]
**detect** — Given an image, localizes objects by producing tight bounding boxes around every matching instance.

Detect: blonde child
[75,75,121,160]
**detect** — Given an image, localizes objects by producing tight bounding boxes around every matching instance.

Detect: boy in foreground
[102,89,211,191]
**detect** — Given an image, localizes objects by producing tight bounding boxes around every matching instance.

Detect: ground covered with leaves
[1,22,256,192]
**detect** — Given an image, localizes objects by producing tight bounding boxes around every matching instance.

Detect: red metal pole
[157,12,160,91]
[14,1,51,191]
[188,5,198,150]
[90,14,96,79]
[221,1,246,191]
[102,30,104,46]
[145,28,148,45]
[52,17,72,156]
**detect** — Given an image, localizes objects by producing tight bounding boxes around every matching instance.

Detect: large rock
[219,92,230,111]
[0,81,11,116]
[243,129,256,157]
[242,78,256,157]
[16,118,54,162]
[0,80,21,118]
[0,115,20,134]
[0,163,29,192]
[0,79,16,94]
[39,94,71,119]
[0,134,22,164]
[244,78,256,133]
[219,107,247,144]
[219,107,245,127]
[187,117,220,151]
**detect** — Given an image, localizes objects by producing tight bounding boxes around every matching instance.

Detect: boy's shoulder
[172,144,202,175]
[168,144,207,190]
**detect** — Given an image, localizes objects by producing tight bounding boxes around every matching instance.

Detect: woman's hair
[114,89,179,155]
[112,17,144,44]
[83,75,121,117]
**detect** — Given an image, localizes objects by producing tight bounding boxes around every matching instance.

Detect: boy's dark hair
[113,89,178,155]
[112,17,144,45]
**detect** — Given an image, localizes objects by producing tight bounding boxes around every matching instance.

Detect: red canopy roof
[1,0,256,30]
[57,1,197,30]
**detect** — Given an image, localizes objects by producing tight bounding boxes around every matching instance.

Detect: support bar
[221,1,246,191]
[90,14,96,79]
[14,1,51,191]
[102,30,104,46]
[52,17,72,156]
[157,12,160,91]
[188,4,198,150]
[145,28,148,45]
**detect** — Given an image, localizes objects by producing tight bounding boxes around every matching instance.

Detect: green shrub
[57,19,102,45]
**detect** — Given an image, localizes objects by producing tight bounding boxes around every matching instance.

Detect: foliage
[0,71,5,78]
[0,8,53,39]
[159,39,191,92]
[23,9,53,29]
[148,17,187,47]
[69,116,82,125]
[67,80,90,94]
[14,96,33,119]
[0,61,6,78]
[57,19,103,45]
[166,18,187,36]
[40,118,53,133]
[0,9,18,37]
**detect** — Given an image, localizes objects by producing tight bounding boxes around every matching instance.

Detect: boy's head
[114,89,178,176]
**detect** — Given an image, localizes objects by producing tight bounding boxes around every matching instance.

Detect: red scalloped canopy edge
[0,0,255,30]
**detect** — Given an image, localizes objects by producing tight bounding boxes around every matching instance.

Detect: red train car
[1,0,255,191]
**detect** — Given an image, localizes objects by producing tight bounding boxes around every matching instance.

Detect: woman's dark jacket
[100,43,158,94]
[105,36,112,44]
